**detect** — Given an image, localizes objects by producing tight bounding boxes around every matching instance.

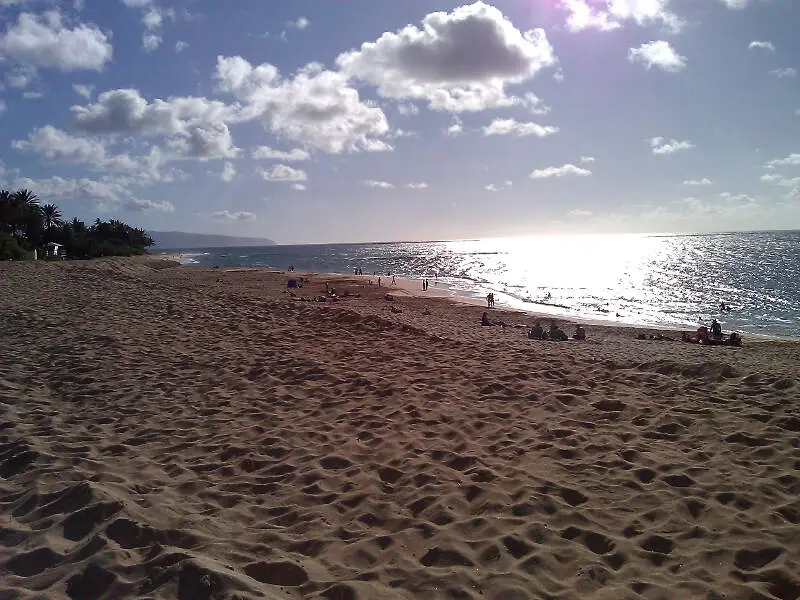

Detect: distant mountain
[149,231,276,249]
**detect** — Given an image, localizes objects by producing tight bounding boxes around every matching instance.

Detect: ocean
[164,231,800,339]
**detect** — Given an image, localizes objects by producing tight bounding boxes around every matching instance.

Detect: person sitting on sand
[481,312,504,327]
[529,321,544,339]
[696,325,710,344]
[549,322,568,341]
[710,318,722,340]
[727,332,742,347]
[573,325,586,340]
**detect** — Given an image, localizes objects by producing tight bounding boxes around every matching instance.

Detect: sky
[0,0,799,244]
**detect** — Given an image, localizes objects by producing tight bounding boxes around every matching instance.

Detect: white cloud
[770,68,796,79]
[361,138,394,152]
[252,146,310,161]
[291,183,306,191]
[10,125,169,175]
[216,56,390,153]
[580,156,595,163]
[361,180,394,188]
[683,177,712,185]
[748,40,775,52]
[212,210,256,221]
[164,121,239,160]
[125,198,174,212]
[142,33,161,52]
[446,116,463,136]
[523,93,551,116]
[72,89,234,136]
[6,65,37,88]
[387,128,415,139]
[120,0,154,7]
[553,68,564,82]
[608,0,684,31]
[397,102,420,116]
[336,2,556,112]
[720,0,749,8]
[175,40,188,52]
[288,17,309,30]
[71,89,240,160]
[485,180,513,192]
[405,182,428,189]
[142,7,163,30]
[0,100,6,117]
[0,10,112,71]
[561,0,683,33]
[22,90,42,99]
[628,41,686,72]
[530,164,591,178]
[719,191,757,204]
[761,173,800,186]
[72,83,94,98]
[220,161,236,182]
[483,118,558,137]
[259,164,307,182]
[562,0,621,32]
[13,125,106,164]
[10,174,131,204]
[568,209,592,216]
[765,153,800,169]
[649,136,694,154]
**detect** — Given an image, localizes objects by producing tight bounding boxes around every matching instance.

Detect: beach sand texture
[1,257,799,600]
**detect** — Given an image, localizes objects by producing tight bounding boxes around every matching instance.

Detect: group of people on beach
[528,320,585,341]
[683,318,742,346]
[480,312,586,341]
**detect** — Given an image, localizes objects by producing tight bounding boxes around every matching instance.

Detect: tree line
[0,189,153,260]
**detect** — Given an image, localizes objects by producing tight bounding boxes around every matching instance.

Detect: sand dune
[1,258,799,599]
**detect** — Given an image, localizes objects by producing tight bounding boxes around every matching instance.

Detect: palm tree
[0,190,13,235]
[41,204,63,231]
[13,190,43,247]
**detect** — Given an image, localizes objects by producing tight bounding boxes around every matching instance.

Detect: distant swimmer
[719,301,732,312]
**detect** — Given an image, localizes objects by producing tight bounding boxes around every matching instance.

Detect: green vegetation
[0,189,153,260]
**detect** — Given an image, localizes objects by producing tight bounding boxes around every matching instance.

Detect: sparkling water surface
[166,231,800,338]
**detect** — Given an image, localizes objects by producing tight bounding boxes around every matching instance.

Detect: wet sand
[1,257,799,600]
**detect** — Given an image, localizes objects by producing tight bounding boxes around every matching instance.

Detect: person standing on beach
[378,276,381,287]
[392,274,396,285]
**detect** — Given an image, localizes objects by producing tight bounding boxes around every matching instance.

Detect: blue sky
[0,0,798,244]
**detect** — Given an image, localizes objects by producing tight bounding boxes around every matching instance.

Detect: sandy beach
[2,256,799,600]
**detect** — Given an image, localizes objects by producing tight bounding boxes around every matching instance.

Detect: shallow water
[165,231,800,338]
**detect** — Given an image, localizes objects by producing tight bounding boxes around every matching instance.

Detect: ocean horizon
[158,230,800,339]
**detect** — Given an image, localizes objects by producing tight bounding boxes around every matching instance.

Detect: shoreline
[207,265,798,343]
[170,243,795,340]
